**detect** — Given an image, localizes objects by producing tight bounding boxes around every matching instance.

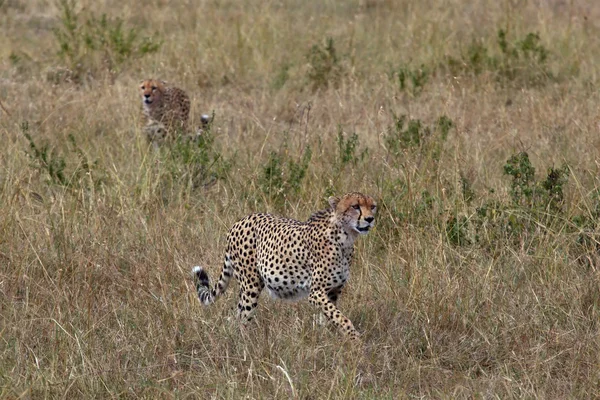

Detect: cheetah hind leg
[236,272,265,323]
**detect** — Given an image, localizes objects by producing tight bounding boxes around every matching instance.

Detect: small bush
[446,214,470,246]
[384,114,453,160]
[436,115,454,141]
[51,0,161,83]
[460,173,475,204]
[503,151,536,207]
[22,122,106,192]
[259,141,312,203]
[160,117,230,193]
[306,37,345,92]
[336,126,368,169]
[392,64,428,95]
[445,29,553,86]
[458,152,570,249]
[503,151,569,212]
[384,114,427,155]
[416,190,435,215]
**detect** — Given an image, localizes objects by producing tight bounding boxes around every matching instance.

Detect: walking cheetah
[192,192,377,340]
[139,79,190,142]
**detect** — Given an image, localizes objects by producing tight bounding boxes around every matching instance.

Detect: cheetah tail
[192,266,216,305]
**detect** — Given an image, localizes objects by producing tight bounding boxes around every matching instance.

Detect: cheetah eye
[371,205,377,210]
[352,204,360,210]
[151,86,157,91]
[140,86,145,90]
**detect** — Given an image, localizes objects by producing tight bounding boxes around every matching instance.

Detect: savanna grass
[1,0,600,398]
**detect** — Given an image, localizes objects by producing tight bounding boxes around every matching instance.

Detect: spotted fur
[139,79,190,142]
[192,192,377,339]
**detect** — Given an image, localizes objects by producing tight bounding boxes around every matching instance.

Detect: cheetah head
[139,79,166,107]
[329,192,377,235]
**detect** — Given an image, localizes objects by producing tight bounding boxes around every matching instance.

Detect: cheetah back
[227,211,350,302]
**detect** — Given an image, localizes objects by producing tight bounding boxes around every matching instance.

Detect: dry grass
[2,0,600,398]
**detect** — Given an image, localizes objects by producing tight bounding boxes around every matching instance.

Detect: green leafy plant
[261,151,284,197]
[460,173,475,204]
[51,0,161,83]
[384,115,425,156]
[445,29,553,86]
[503,151,569,212]
[384,114,453,159]
[22,122,106,191]
[306,37,344,92]
[336,126,367,169]
[415,190,435,215]
[259,145,312,202]
[571,189,600,264]
[161,116,230,192]
[503,151,536,207]
[463,153,570,249]
[446,214,470,246]
[436,115,454,141]
[393,64,429,95]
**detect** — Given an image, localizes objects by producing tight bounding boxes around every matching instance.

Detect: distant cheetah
[139,79,190,142]
[192,192,377,339]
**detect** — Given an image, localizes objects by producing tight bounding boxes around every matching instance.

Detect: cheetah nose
[364,216,374,223]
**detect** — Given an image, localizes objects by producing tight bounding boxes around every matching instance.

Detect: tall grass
[2,0,600,398]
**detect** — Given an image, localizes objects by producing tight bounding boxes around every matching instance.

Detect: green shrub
[445,29,553,86]
[392,64,428,95]
[384,114,426,155]
[22,122,106,192]
[503,151,569,212]
[306,37,344,92]
[336,126,366,168]
[259,142,312,203]
[51,0,161,83]
[456,152,570,248]
[160,116,230,193]
[446,214,470,246]
[384,114,453,160]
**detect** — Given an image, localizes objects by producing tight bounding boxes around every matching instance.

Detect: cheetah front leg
[314,286,343,327]
[309,289,360,340]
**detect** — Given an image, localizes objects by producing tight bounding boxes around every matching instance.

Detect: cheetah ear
[159,80,167,85]
[328,196,340,210]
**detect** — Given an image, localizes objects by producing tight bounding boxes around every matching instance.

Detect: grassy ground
[2,0,600,398]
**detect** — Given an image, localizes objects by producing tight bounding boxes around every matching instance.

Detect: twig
[0,98,10,116]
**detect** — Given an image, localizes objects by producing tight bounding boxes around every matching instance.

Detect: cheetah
[139,79,190,142]
[192,192,377,339]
